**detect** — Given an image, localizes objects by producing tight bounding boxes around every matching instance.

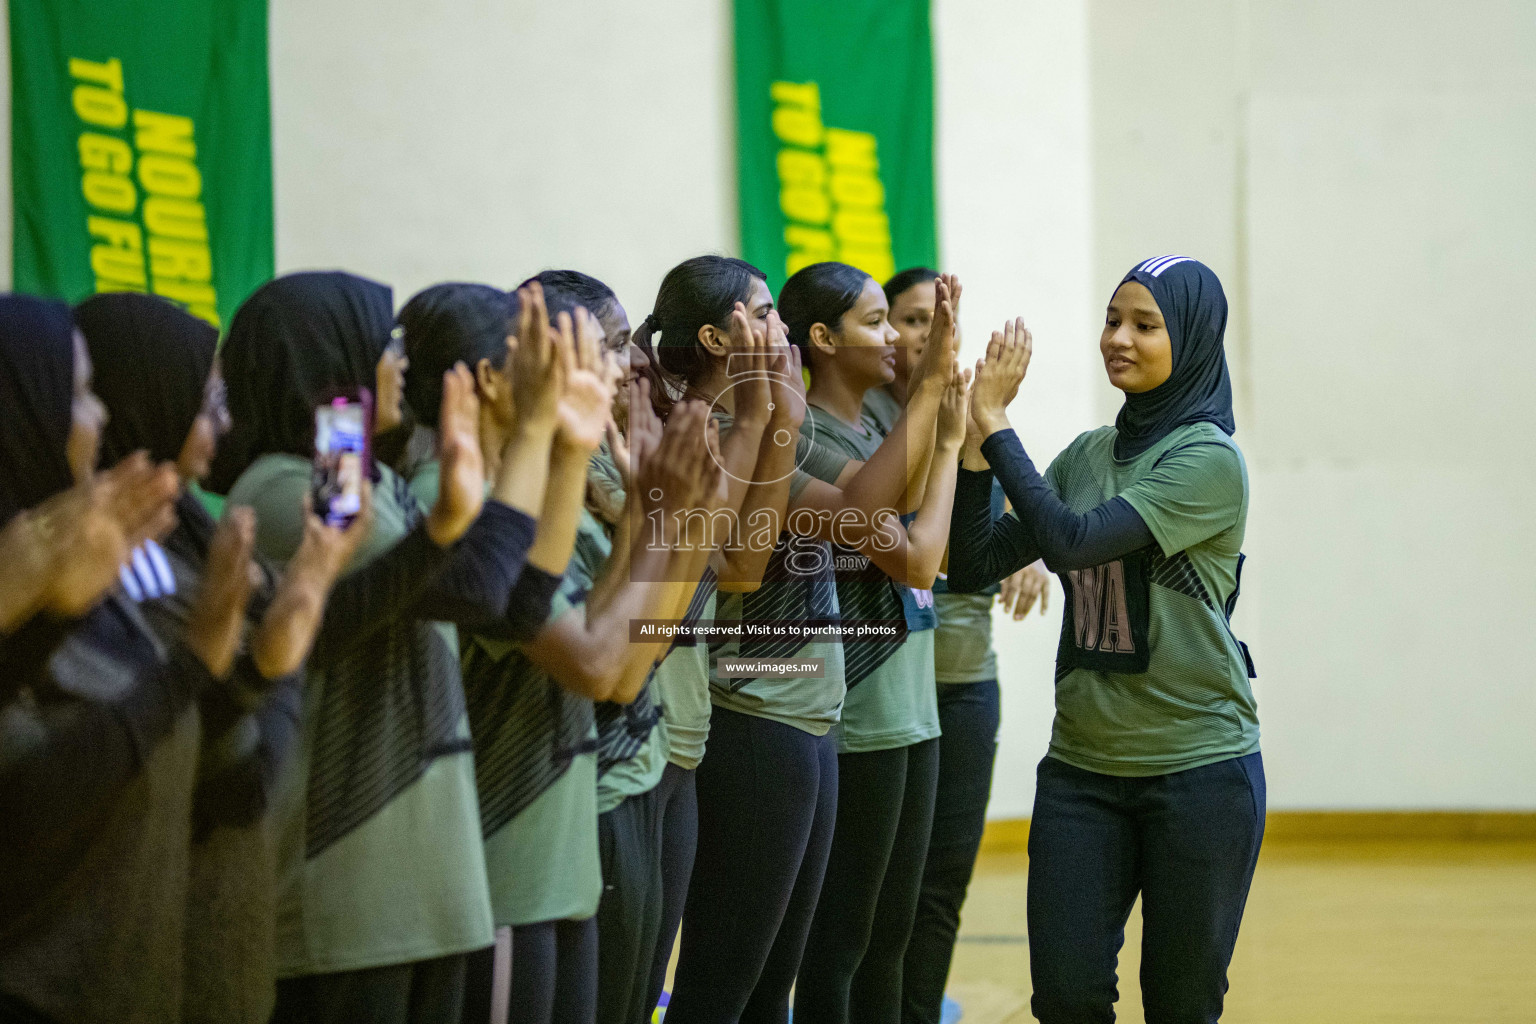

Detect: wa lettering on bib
[1057,547,1152,674]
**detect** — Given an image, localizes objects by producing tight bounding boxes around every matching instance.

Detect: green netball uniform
[653,592,715,769]
[407,458,603,927]
[707,410,851,735]
[473,626,603,924]
[1040,422,1259,776]
[801,396,940,754]
[949,255,1264,1018]
[465,512,606,927]
[229,455,494,975]
[932,588,997,683]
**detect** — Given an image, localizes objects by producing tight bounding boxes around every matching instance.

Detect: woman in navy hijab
[949,256,1263,1023]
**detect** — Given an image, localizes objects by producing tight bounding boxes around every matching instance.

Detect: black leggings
[1027,753,1265,1024]
[642,762,699,1019]
[272,952,467,1024]
[462,918,596,1024]
[903,680,1000,1023]
[664,707,838,1024]
[596,786,664,1024]
[794,737,941,1024]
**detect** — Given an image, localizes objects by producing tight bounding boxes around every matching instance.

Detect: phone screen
[313,395,371,527]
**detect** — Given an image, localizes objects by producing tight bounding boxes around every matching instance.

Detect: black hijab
[208,271,394,493]
[0,295,79,521]
[1112,256,1235,460]
[75,293,219,468]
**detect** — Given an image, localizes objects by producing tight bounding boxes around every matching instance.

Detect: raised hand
[293,486,372,582]
[993,317,1031,405]
[638,401,712,546]
[937,363,972,449]
[727,303,773,425]
[958,358,989,470]
[427,365,487,547]
[765,311,807,429]
[970,317,1032,437]
[966,357,986,434]
[185,507,257,679]
[912,273,961,389]
[620,377,664,490]
[555,308,616,453]
[612,377,668,531]
[247,487,372,679]
[510,280,563,434]
[35,453,180,618]
[605,420,633,495]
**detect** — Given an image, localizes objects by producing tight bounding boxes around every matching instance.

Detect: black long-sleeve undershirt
[191,672,301,835]
[412,501,538,632]
[980,430,1154,573]
[198,501,540,830]
[477,564,563,642]
[947,430,1155,592]
[947,466,1041,593]
[307,500,536,670]
[0,495,543,857]
[197,521,559,833]
[193,528,449,833]
[304,523,451,669]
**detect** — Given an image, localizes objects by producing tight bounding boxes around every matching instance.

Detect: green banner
[10,0,273,330]
[735,0,936,291]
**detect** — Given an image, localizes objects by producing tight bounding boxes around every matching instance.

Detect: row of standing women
[0,251,1262,1024]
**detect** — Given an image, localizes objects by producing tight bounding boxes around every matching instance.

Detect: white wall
[934,0,1094,818]
[1090,0,1536,808]
[1246,1,1536,808]
[268,0,737,318]
[8,0,1530,812]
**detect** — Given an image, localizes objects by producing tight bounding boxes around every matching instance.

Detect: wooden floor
[945,839,1536,1023]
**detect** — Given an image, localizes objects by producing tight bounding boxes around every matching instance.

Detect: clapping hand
[612,377,663,495]
[247,486,373,680]
[510,281,562,435]
[35,453,179,619]
[555,308,616,453]
[764,311,806,429]
[970,317,1032,439]
[912,273,962,390]
[289,486,373,587]
[185,507,257,679]
[728,303,774,427]
[426,365,486,547]
[937,363,972,450]
[638,401,713,548]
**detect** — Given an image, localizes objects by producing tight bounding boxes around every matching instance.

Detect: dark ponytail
[638,255,767,400]
[777,261,871,366]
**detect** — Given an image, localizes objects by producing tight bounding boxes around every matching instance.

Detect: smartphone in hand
[312,391,373,528]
